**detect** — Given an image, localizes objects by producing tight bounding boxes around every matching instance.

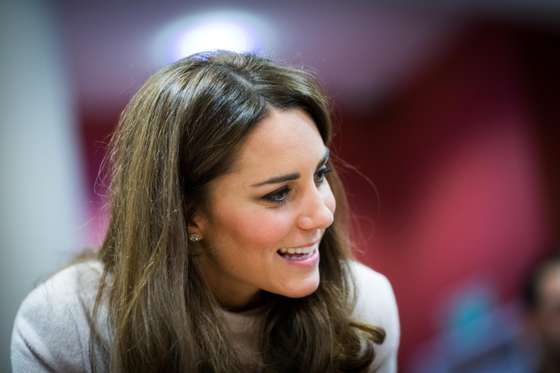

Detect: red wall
[335,25,555,367]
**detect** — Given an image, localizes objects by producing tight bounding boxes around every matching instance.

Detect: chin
[279,276,320,299]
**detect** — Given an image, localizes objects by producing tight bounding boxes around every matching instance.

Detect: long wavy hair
[90,50,385,372]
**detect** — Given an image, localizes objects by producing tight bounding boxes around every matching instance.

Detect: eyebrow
[251,149,330,187]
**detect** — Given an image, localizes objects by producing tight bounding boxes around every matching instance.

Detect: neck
[198,255,262,312]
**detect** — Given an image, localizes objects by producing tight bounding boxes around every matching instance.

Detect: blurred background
[1,0,559,371]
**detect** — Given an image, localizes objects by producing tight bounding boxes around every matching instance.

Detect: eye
[262,186,291,204]
[314,164,332,185]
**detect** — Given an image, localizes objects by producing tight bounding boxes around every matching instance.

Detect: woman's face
[192,108,336,309]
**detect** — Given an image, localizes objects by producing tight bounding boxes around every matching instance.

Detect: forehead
[230,108,326,176]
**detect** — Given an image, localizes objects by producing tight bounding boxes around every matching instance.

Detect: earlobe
[188,211,207,241]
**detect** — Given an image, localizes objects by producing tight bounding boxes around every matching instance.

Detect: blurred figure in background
[522,249,560,373]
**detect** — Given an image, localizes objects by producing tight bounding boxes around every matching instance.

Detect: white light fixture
[152,10,274,64]
[177,21,253,57]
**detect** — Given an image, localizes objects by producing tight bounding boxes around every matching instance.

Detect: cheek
[217,207,294,249]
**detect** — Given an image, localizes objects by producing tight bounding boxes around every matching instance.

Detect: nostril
[298,216,314,230]
[298,208,334,231]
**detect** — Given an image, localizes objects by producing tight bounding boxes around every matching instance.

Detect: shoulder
[11,260,108,372]
[347,260,400,372]
[347,261,398,328]
[16,260,105,319]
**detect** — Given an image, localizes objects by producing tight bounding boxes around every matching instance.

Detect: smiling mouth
[276,245,318,260]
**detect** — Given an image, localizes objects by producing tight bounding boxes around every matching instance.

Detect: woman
[12,51,399,372]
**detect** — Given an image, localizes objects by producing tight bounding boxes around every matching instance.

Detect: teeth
[278,246,315,255]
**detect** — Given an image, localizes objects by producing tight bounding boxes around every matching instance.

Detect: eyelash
[261,165,332,205]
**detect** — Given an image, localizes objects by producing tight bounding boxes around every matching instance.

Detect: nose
[297,185,335,231]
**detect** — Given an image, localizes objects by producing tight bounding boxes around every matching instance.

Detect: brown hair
[91,50,385,372]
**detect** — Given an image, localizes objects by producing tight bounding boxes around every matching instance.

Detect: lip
[276,243,320,268]
[287,240,320,249]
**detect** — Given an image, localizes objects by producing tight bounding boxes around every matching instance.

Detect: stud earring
[189,233,202,242]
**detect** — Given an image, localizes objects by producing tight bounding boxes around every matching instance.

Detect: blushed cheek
[227,209,293,250]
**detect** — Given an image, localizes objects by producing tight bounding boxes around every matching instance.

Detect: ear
[188,209,208,239]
